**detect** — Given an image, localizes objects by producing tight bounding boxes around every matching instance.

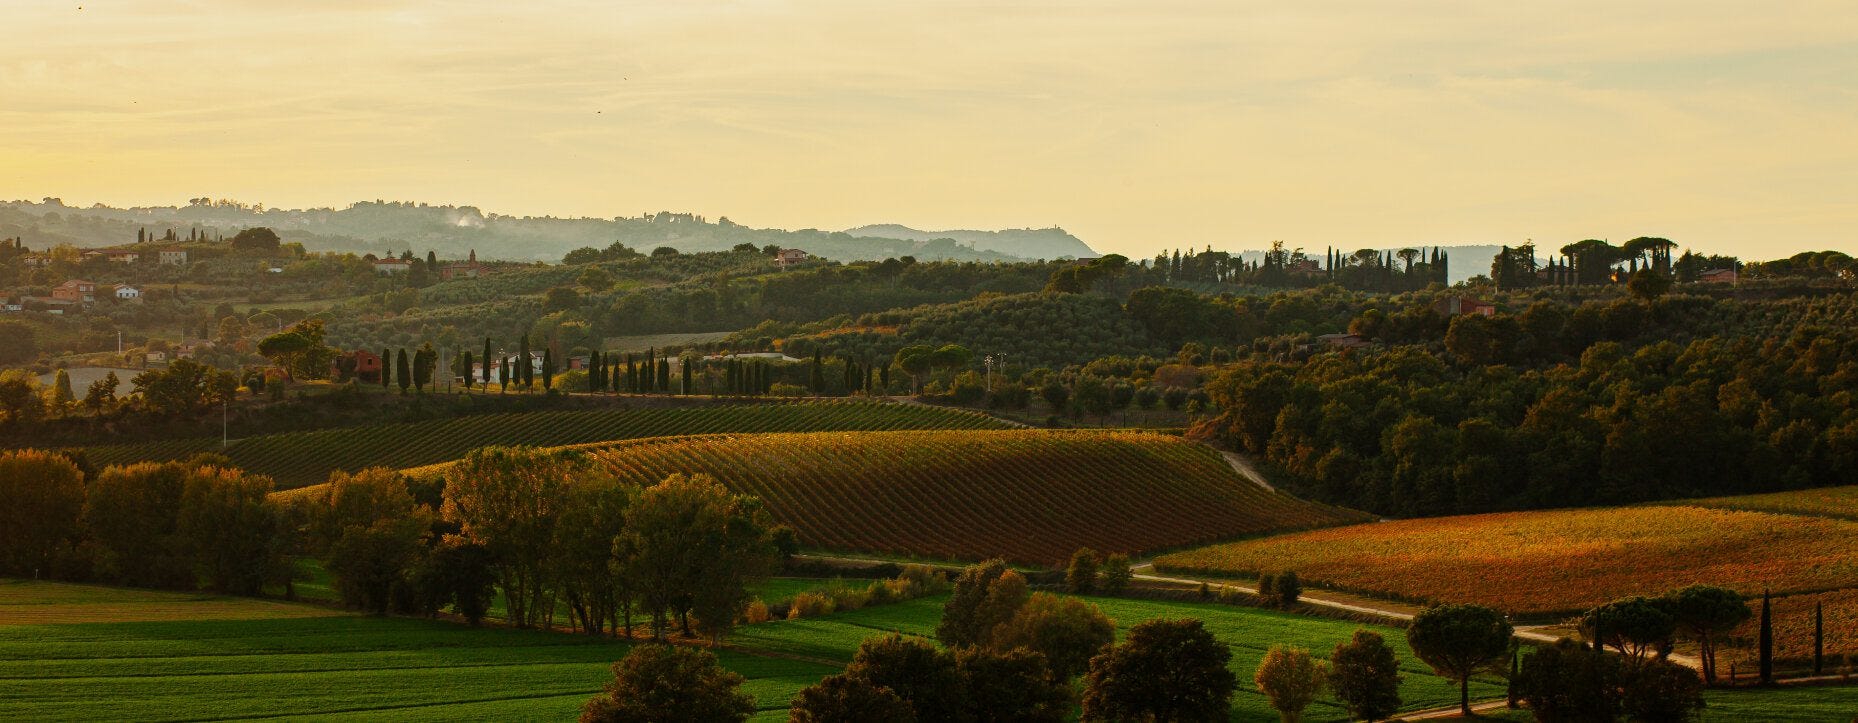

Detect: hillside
[83,401,1006,490]
[561,429,1370,564]
[843,224,1096,260]
[1,199,1043,264]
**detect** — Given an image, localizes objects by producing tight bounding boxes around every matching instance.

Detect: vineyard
[576,429,1372,564]
[1154,504,1858,617]
[82,401,1006,490]
[1680,485,1858,522]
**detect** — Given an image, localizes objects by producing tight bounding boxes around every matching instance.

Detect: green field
[3,579,1509,722]
[80,401,1006,490]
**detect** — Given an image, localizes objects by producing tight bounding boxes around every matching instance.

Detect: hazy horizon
[5,2,1853,261]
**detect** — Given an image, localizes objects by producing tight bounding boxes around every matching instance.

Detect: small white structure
[373,258,412,274]
[158,248,189,265]
[113,284,142,301]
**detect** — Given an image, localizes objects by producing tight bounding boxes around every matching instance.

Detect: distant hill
[0,199,1042,264]
[844,224,1096,260]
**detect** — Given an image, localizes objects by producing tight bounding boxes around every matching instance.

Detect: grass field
[0,579,1499,722]
[82,400,1005,490]
[583,429,1372,564]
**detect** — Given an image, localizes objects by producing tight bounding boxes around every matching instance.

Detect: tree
[938,559,1018,648]
[417,539,497,625]
[550,480,633,636]
[991,592,1116,680]
[1515,639,1622,722]
[0,320,37,365]
[257,331,313,380]
[413,343,436,393]
[620,474,784,642]
[83,371,119,414]
[0,369,44,426]
[1100,553,1132,596]
[843,634,967,721]
[442,446,589,628]
[789,674,916,723]
[1275,570,1303,607]
[326,519,425,613]
[1040,381,1069,413]
[1406,604,1513,716]
[1628,269,1673,301]
[1329,630,1402,721]
[1759,589,1774,684]
[83,461,192,588]
[50,369,74,410]
[579,644,754,723]
[543,286,580,313]
[1081,618,1237,722]
[576,266,613,291]
[1067,547,1101,594]
[894,345,936,394]
[1581,596,1676,664]
[542,348,555,391]
[229,227,281,252]
[395,348,411,394]
[0,450,85,577]
[955,646,1071,722]
[1255,645,1326,723]
[1621,658,1705,722]
[481,338,493,386]
[177,466,288,595]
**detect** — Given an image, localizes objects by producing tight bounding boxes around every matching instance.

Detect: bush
[1275,570,1302,607]
[843,634,966,722]
[1100,553,1132,596]
[1621,658,1705,722]
[789,591,835,619]
[743,599,772,624]
[1515,639,1621,722]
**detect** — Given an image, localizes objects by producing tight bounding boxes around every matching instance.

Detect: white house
[113,284,142,301]
[158,248,189,265]
[373,258,412,274]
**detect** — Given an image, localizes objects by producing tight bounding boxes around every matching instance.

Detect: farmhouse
[21,254,51,268]
[373,258,412,274]
[1698,268,1738,284]
[1317,332,1371,349]
[774,248,810,270]
[175,339,213,359]
[51,279,96,303]
[113,284,142,301]
[1431,295,1495,317]
[84,249,140,264]
[334,349,384,383]
[439,250,484,280]
[158,248,189,265]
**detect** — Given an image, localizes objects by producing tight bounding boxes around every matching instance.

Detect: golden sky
[4,1,1854,259]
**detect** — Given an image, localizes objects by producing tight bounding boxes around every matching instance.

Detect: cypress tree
[395,349,410,394]
[880,362,890,391]
[1506,645,1519,708]
[610,361,621,394]
[541,348,554,391]
[657,354,671,391]
[519,335,532,390]
[810,348,824,394]
[381,348,391,388]
[461,351,474,391]
[1759,589,1774,684]
[481,338,492,385]
[681,357,692,394]
[1815,601,1825,675]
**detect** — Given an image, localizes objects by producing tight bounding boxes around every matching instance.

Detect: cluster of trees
[0,450,293,594]
[1200,291,1858,516]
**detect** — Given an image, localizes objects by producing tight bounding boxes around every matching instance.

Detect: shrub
[789,591,835,619]
[844,634,966,722]
[1275,570,1302,607]
[743,599,772,624]
[955,646,1070,722]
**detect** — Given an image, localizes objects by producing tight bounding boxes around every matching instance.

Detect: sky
[3,1,1855,260]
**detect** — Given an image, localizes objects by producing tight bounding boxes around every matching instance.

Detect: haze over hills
[843,224,1096,260]
[0,199,1062,264]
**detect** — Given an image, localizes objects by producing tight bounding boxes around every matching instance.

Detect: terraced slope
[83,401,1005,490]
[579,429,1372,564]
